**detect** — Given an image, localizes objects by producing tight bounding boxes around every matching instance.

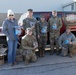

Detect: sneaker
[9,63,14,66]
[13,62,18,65]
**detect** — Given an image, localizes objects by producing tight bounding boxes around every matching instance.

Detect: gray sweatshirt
[58,32,76,48]
[2,18,18,41]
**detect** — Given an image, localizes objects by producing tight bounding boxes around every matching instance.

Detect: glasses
[9,15,14,16]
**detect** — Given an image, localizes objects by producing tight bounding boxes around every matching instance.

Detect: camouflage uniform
[36,20,48,57]
[22,34,38,64]
[58,32,76,57]
[48,16,62,54]
[23,17,37,36]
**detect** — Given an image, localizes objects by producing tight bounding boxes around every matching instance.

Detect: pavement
[0,51,76,71]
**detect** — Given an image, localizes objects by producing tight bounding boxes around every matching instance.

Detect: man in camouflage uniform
[23,9,37,37]
[22,28,38,64]
[59,26,76,57]
[36,14,48,57]
[48,10,62,55]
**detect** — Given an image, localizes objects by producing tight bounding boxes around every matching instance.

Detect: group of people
[2,9,76,66]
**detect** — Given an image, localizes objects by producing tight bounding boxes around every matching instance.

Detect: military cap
[40,14,45,18]
[26,28,32,32]
[28,9,33,12]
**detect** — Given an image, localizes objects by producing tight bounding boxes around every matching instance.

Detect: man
[23,9,37,37]
[36,14,48,57]
[58,26,76,57]
[48,10,62,55]
[22,28,38,64]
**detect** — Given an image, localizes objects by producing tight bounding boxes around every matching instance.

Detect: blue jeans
[7,40,18,63]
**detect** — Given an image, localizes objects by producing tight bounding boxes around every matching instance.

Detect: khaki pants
[61,44,75,56]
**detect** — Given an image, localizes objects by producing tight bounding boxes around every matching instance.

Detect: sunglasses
[9,15,14,16]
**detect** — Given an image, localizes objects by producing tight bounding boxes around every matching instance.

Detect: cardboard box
[0,56,4,66]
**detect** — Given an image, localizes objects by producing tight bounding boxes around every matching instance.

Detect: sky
[0,0,73,13]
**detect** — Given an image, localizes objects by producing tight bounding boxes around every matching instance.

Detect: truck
[0,11,76,48]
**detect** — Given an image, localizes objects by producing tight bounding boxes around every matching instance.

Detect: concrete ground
[0,51,76,75]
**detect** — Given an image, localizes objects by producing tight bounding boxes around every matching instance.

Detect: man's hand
[33,42,38,49]
[38,35,40,39]
[69,42,73,45]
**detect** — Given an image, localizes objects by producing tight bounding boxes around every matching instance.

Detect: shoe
[9,63,14,66]
[50,50,54,55]
[25,60,29,65]
[60,53,67,57]
[56,51,60,55]
[13,61,18,65]
[69,53,73,58]
[42,51,45,57]
[39,50,42,57]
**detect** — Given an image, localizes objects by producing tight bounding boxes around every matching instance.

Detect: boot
[69,52,73,58]
[39,50,42,57]
[50,47,54,55]
[56,49,60,55]
[25,59,29,65]
[42,50,45,57]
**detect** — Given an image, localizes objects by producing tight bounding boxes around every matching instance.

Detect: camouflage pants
[23,50,37,62]
[49,32,60,54]
[61,44,75,56]
[38,35,47,57]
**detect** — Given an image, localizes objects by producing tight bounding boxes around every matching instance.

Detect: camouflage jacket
[23,17,37,29]
[48,16,62,33]
[36,20,48,36]
[23,17,37,36]
[22,34,38,50]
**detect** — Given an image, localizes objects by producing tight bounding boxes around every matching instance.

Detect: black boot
[42,50,45,57]
[39,50,42,57]
[56,49,60,55]
[69,52,73,58]
[50,48,54,55]
[50,47,54,55]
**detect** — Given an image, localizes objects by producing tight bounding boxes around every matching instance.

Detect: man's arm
[57,18,62,30]
[35,22,40,38]
[71,34,76,45]
[48,18,51,32]
[23,19,26,30]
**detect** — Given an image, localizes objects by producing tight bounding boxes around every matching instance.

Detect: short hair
[40,14,45,18]
[52,10,57,13]
[66,26,71,30]
[28,9,33,12]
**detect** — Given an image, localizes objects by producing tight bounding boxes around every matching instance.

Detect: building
[62,0,76,11]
